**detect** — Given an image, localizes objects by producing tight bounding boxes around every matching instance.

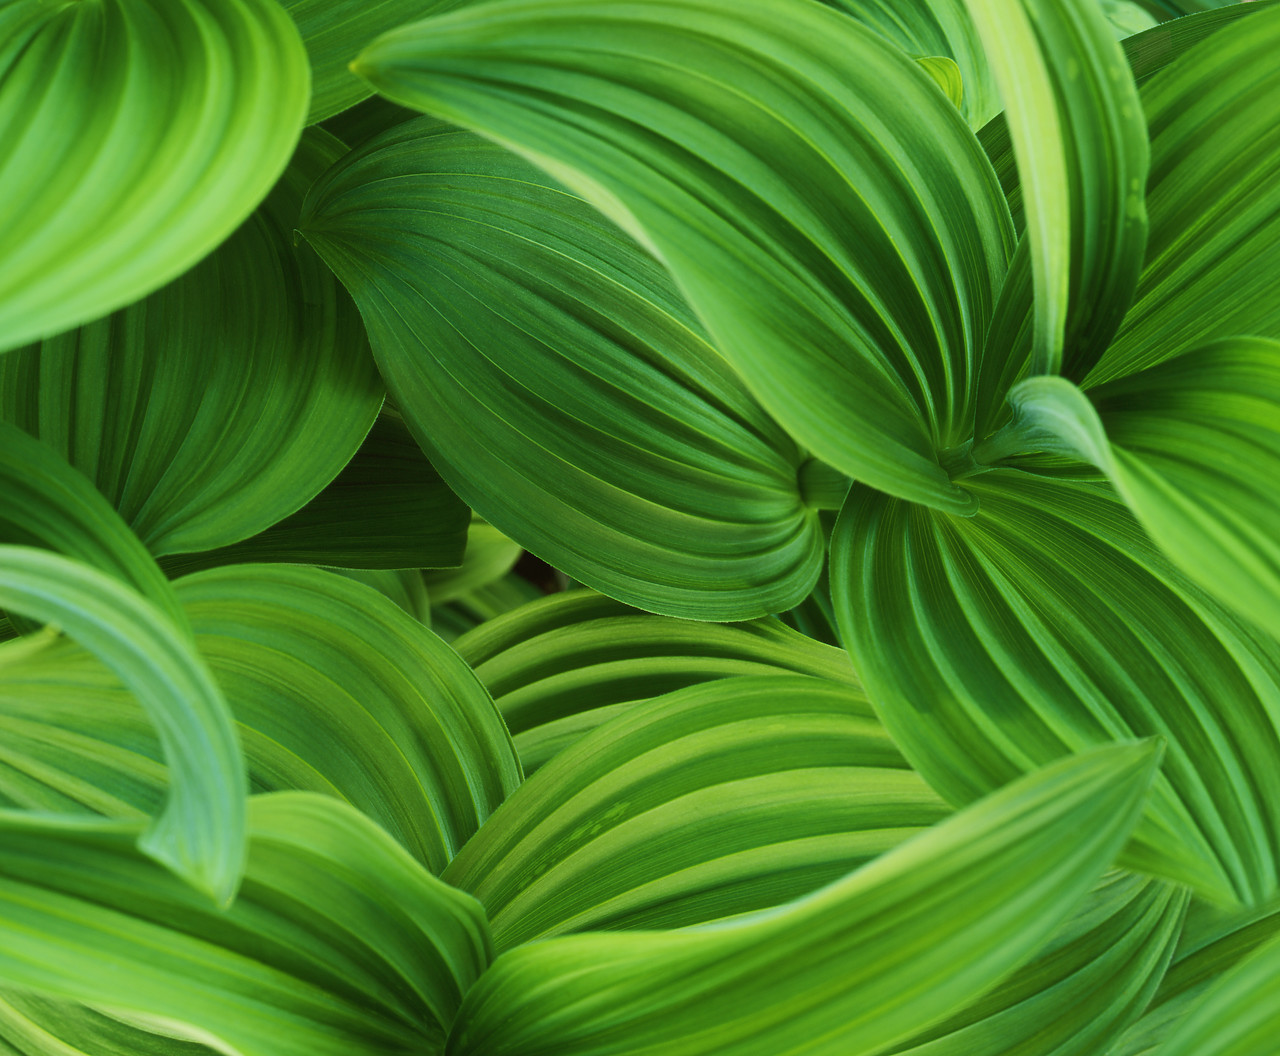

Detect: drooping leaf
[0,794,491,1056]
[446,742,1161,1056]
[0,0,309,351]
[966,0,1148,381]
[302,117,825,617]
[452,589,857,773]
[349,0,1015,514]
[0,549,243,904]
[0,130,382,558]
[830,470,1280,906]
[443,674,943,948]
[0,565,520,874]
[158,415,468,575]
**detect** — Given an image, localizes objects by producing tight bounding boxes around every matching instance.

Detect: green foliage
[1,0,1278,1052]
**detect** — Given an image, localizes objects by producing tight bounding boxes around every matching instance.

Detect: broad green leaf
[0,131,382,558]
[158,415,468,575]
[1003,340,1280,643]
[0,423,182,628]
[883,871,1186,1056]
[0,0,309,351]
[443,674,943,948]
[1086,5,1280,386]
[966,0,1149,379]
[302,117,825,617]
[1100,0,1159,37]
[0,989,212,1056]
[350,0,1015,514]
[446,742,1160,1056]
[281,0,465,122]
[0,565,520,873]
[0,549,243,904]
[0,794,490,1056]
[423,517,522,607]
[453,589,857,773]
[831,471,1280,906]
[1152,933,1280,1056]
[327,568,432,624]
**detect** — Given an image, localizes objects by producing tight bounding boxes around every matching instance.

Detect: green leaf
[0,989,213,1056]
[1086,5,1280,386]
[443,674,945,948]
[0,549,244,904]
[423,518,522,607]
[302,117,825,617]
[322,94,421,149]
[326,567,433,623]
[0,564,520,874]
[0,130,382,558]
[0,0,309,352]
[446,742,1161,1056]
[916,55,965,108]
[452,589,857,774]
[966,0,1148,380]
[0,794,490,1056]
[348,0,1015,514]
[158,414,469,575]
[429,574,545,644]
[1003,340,1280,644]
[830,470,1280,906]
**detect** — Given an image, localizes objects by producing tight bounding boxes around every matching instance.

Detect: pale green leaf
[0,990,212,1056]
[916,55,965,108]
[349,0,1015,513]
[302,117,825,616]
[831,471,1280,906]
[0,0,309,351]
[422,518,522,607]
[0,130,382,558]
[446,742,1160,1056]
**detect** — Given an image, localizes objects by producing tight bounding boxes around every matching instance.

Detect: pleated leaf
[0,564,520,874]
[349,0,1015,514]
[0,0,309,351]
[968,0,1149,381]
[0,990,213,1056]
[0,549,243,904]
[446,741,1161,1056]
[830,471,1280,906]
[443,674,944,949]
[0,794,490,1056]
[0,130,382,558]
[452,589,857,773]
[302,117,824,617]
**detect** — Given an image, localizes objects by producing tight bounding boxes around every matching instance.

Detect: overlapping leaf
[831,471,1280,906]
[0,549,244,904]
[453,589,857,773]
[0,794,490,1056]
[0,130,382,558]
[0,0,309,351]
[302,117,825,617]
[349,0,1015,513]
[446,743,1160,1056]
[443,674,943,948]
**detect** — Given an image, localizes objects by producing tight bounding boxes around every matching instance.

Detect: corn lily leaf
[0,0,309,352]
[446,741,1160,1056]
[0,549,243,905]
[831,470,1280,906]
[0,989,212,1056]
[327,568,433,623]
[0,564,520,874]
[443,674,945,949]
[430,574,546,643]
[348,0,1015,515]
[0,793,490,1056]
[999,339,1280,643]
[159,415,468,575]
[323,95,421,148]
[0,130,382,559]
[302,117,825,617]
[452,589,857,773]
[423,518,522,607]
[916,55,965,108]
[968,0,1148,382]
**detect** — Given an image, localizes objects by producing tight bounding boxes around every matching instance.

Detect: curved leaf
[446,742,1160,1056]
[831,471,1280,906]
[423,518,523,607]
[302,117,824,617]
[443,674,943,949]
[0,549,243,904]
[349,0,1015,513]
[0,794,490,1056]
[0,990,213,1056]
[0,130,382,558]
[0,0,309,351]
[453,589,857,773]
